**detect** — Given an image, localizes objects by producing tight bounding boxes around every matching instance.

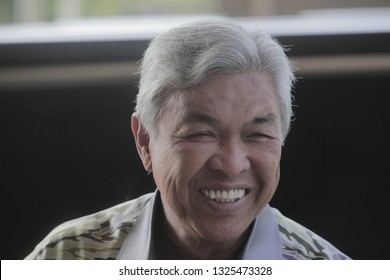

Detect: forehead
[183,72,280,119]
[157,72,281,134]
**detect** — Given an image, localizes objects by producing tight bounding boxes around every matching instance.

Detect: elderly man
[26,19,350,260]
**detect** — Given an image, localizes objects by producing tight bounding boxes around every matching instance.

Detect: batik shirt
[25,192,350,260]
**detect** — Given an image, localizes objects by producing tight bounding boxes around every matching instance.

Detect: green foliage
[83,0,217,17]
[0,0,218,24]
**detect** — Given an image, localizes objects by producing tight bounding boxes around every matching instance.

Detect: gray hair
[135,19,295,141]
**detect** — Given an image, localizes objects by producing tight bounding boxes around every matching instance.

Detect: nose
[207,141,250,178]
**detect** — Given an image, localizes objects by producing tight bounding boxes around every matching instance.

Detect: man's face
[138,72,282,243]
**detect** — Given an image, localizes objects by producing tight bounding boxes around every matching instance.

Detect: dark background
[1,26,389,260]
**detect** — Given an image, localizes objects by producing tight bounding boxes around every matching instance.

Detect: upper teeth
[201,189,246,203]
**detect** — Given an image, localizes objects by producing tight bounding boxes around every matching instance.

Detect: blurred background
[1,0,390,22]
[1,0,390,260]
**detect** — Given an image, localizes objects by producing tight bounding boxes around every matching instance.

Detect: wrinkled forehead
[157,72,282,132]
[188,72,279,112]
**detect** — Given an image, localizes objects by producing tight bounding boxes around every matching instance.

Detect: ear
[131,113,152,172]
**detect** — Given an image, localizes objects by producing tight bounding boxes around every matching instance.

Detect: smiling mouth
[200,189,246,203]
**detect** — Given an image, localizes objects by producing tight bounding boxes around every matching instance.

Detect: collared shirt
[117,191,283,259]
[25,191,350,260]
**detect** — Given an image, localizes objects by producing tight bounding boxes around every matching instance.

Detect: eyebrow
[183,112,218,126]
[249,114,276,126]
[182,112,276,127]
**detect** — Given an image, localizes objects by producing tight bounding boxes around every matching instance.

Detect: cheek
[151,145,181,191]
[164,143,210,174]
[152,145,211,228]
[151,143,207,201]
[151,149,188,220]
[264,151,281,181]
[251,147,281,191]
[251,143,281,168]
[250,156,280,215]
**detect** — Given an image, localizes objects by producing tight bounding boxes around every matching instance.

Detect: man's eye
[190,131,214,137]
[187,131,216,140]
[247,132,272,140]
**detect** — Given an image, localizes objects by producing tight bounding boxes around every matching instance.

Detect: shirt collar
[239,204,283,259]
[116,191,157,259]
[117,191,282,259]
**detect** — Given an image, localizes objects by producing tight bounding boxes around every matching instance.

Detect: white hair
[135,19,295,141]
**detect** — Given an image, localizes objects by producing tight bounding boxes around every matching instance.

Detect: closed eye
[246,132,274,140]
[186,131,216,141]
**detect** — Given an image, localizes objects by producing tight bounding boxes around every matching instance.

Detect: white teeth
[200,189,246,203]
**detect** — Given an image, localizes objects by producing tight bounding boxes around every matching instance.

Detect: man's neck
[153,208,251,260]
